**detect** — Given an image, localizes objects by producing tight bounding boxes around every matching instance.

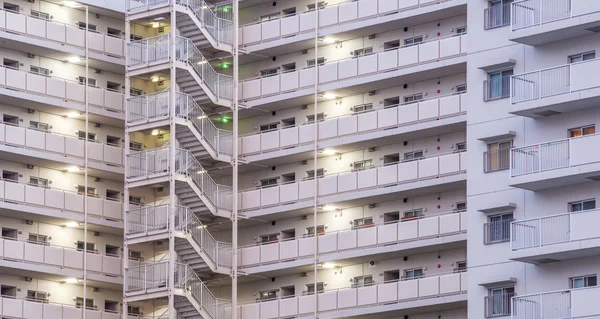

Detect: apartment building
[1,0,598,318]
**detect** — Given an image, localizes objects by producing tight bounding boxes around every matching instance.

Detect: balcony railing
[240,34,467,102]
[512,289,572,319]
[239,150,467,212]
[238,271,467,317]
[127,89,233,156]
[484,3,511,29]
[239,211,466,268]
[239,92,466,156]
[239,0,453,46]
[512,0,574,31]
[126,147,232,211]
[0,237,122,277]
[485,293,515,318]
[0,8,124,58]
[0,296,128,319]
[511,57,600,105]
[0,179,124,221]
[509,132,600,177]
[484,75,511,101]
[484,148,511,173]
[484,219,513,245]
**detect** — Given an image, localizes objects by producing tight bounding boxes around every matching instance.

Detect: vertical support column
[312,0,319,316]
[168,1,177,318]
[231,0,240,317]
[83,5,89,319]
[123,13,132,319]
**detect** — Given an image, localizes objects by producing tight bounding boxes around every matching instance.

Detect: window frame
[403,267,424,280]
[569,51,596,63]
[402,93,424,105]
[403,150,424,162]
[403,36,424,47]
[568,125,595,138]
[571,275,597,289]
[569,199,596,212]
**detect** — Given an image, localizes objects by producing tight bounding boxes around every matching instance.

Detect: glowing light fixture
[67,112,80,118]
[322,149,336,155]
[221,63,229,69]
[64,1,79,7]
[221,117,229,123]
[322,37,335,44]
[322,206,336,211]
[322,93,337,99]
[151,129,159,136]
[197,115,207,119]
[197,170,206,174]
[198,60,208,65]
[322,263,336,269]
[151,22,160,28]
[65,278,79,284]
[67,56,81,63]
[67,166,79,173]
[152,77,160,83]
[66,221,79,228]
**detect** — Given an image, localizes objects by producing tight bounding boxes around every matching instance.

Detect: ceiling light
[67,56,81,63]
[196,225,207,229]
[197,115,207,119]
[322,149,336,155]
[64,1,79,7]
[151,129,159,136]
[65,278,79,284]
[197,170,206,174]
[66,221,79,228]
[322,93,337,99]
[67,112,79,118]
[151,77,160,83]
[151,22,160,28]
[153,17,166,21]
[198,60,208,65]
[322,263,336,269]
[322,37,335,44]
[221,117,229,123]
[322,206,336,211]
[67,166,79,173]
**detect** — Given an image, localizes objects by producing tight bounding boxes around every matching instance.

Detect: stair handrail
[176,91,233,156]
[127,88,170,123]
[175,36,233,101]
[176,0,233,46]
[174,204,233,269]
[175,148,233,212]
[175,262,232,319]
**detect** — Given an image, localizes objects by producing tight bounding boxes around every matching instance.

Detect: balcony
[239,151,467,218]
[509,133,600,190]
[510,0,600,45]
[239,34,467,108]
[239,211,466,273]
[510,58,600,118]
[512,287,600,319]
[0,8,125,67]
[510,208,600,263]
[238,271,467,319]
[0,296,124,319]
[0,238,121,282]
[239,0,466,55]
[239,92,467,162]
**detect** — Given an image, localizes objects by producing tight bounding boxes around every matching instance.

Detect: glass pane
[583,126,595,135]
[573,278,584,288]
[569,129,582,138]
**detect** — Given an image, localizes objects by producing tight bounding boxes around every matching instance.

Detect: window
[128,305,141,315]
[455,142,467,153]
[352,275,373,288]
[130,141,143,151]
[260,67,279,77]
[105,245,119,256]
[352,217,373,229]
[403,268,424,280]
[455,261,467,272]
[353,47,373,57]
[1,228,17,240]
[107,81,121,92]
[281,172,296,183]
[130,88,143,96]
[281,62,296,72]
[403,150,424,162]
[77,241,97,252]
[2,170,19,182]
[306,168,324,179]
[307,2,325,10]
[569,125,595,138]
[306,225,325,236]
[281,117,296,127]
[306,113,325,123]
[30,66,50,76]
[259,233,279,243]
[260,177,279,187]
[106,189,120,200]
[486,70,512,100]
[403,36,423,47]
[352,159,373,171]
[130,34,143,41]
[281,285,295,297]
[569,51,595,63]
[383,96,400,108]
[107,135,121,146]
[306,57,325,67]
[384,153,400,165]
[384,211,400,223]
[384,40,400,50]
[571,275,597,288]
[28,233,49,245]
[3,114,19,125]
[78,76,97,86]
[456,26,467,34]
[76,22,97,31]
[281,229,296,240]
[78,131,96,141]
[455,201,467,212]
[129,250,143,260]
[487,287,514,317]
[353,103,373,113]
[485,141,511,173]
[260,12,280,21]
[107,27,122,37]
[105,300,119,313]
[0,285,17,298]
[3,58,19,69]
[3,3,19,12]
[402,209,424,220]
[305,282,324,294]
[27,290,48,303]
[260,123,279,132]
[29,121,50,131]
[486,213,513,244]
[29,177,49,188]
[129,195,142,205]
[76,297,95,309]
[456,84,467,93]
[77,185,96,196]
[258,290,278,300]
[403,93,423,104]
[569,199,596,212]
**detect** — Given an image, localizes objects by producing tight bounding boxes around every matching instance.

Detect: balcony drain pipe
[312,0,320,317]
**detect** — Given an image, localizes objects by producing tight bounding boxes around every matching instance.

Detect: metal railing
[127,90,233,156]
[484,75,511,101]
[176,0,233,45]
[510,209,589,250]
[484,219,514,244]
[126,147,232,211]
[485,292,515,317]
[511,64,570,104]
[484,148,511,173]
[127,34,171,67]
[511,0,572,31]
[512,289,572,319]
[484,3,511,29]
[126,261,169,293]
[125,204,170,236]
[510,138,570,176]
[128,0,170,11]
[0,295,133,319]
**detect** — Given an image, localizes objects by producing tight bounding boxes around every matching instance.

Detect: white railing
[238,271,467,317]
[240,150,466,211]
[128,0,170,11]
[0,8,124,58]
[125,203,170,236]
[240,34,467,101]
[0,122,124,166]
[0,296,126,319]
[126,147,232,212]
[127,34,170,67]
[125,262,231,319]
[512,289,572,319]
[511,0,572,30]
[0,65,124,113]
[126,89,233,156]
[0,237,122,277]
[510,138,570,176]
[239,92,466,156]
[239,0,452,46]
[239,211,466,268]
[0,179,124,221]
[511,57,600,105]
[176,0,233,46]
